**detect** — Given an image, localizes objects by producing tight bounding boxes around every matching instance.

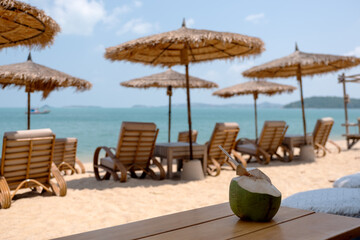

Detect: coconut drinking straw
[218,145,250,176]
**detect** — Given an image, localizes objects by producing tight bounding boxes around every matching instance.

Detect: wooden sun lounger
[177,130,198,143]
[93,122,165,182]
[235,121,291,164]
[312,117,341,157]
[0,129,66,209]
[206,122,245,176]
[53,138,85,175]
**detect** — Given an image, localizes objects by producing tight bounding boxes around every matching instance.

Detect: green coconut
[229,168,281,222]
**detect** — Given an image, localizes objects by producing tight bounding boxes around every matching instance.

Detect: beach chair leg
[255,153,270,165]
[50,163,67,197]
[207,158,221,177]
[314,143,326,158]
[151,158,166,180]
[0,177,11,209]
[279,145,293,162]
[76,157,86,174]
[113,161,127,182]
[231,150,247,168]
[328,140,341,154]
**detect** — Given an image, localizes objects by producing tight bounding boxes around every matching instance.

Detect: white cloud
[102,6,131,27]
[346,46,360,57]
[245,13,265,24]
[133,0,143,7]
[117,19,159,35]
[30,0,145,36]
[48,0,106,36]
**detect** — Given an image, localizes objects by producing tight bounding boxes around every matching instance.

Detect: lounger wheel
[0,177,11,209]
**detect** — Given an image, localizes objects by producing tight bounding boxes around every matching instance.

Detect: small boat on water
[26,108,50,114]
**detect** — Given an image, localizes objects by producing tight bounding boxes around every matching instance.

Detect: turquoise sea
[0,107,359,162]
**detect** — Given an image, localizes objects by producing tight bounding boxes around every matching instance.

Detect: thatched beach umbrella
[243,44,360,143]
[213,80,296,139]
[0,0,60,49]
[105,20,264,159]
[121,68,218,142]
[0,53,92,129]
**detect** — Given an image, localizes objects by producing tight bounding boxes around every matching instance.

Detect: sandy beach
[1,140,359,240]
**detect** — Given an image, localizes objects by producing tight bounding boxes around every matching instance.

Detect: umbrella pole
[253,93,258,140]
[297,65,307,144]
[340,74,349,135]
[167,86,172,142]
[185,64,193,160]
[27,91,31,130]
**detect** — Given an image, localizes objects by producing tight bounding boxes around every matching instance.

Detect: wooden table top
[56,203,360,240]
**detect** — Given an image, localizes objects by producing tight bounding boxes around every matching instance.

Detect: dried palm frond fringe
[0,0,60,49]
[105,25,264,67]
[213,80,296,98]
[121,68,218,89]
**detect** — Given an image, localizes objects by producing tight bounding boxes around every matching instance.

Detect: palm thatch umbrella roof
[0,53,91,98]
[242,44,360,144]
[0,0,60,49]
[243,48,360,78]
[105,23,264,67]
[0,53,92,129]
[104,19,264,161]
[213,80,296,98]
[121,68,218,142]
[120,68,218,89]
[213,80,296,138]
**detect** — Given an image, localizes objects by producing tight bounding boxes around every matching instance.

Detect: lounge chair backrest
[115,122,158,167]
[178,130,198,143]
[53,138,77,170]
[312,117,334,148]
[258,121,287,154]
[207,122,239,160]
[1,129,55,190]
[358,118,360,134]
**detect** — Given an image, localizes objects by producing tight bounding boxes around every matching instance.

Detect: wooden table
[282,135,313,156]
[154,142,207,179]
[56,203,360,240]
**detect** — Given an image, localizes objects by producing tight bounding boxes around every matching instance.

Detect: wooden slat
[55,203,234,240]
[232,212,360,240]
[141,207,314,240]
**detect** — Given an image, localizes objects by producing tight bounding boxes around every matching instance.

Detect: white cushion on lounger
[4,128,53,139]
[100,157,116,169]
[236,143,256,155]
[281,188,360,218]
[333,173,360,188]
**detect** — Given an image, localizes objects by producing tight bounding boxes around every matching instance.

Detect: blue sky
[1,0,360,108]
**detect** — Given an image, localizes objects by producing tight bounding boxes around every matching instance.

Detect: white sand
[1,140,359,239]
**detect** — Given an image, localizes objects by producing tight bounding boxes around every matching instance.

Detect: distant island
[131,96,359,109]
[284,96,360,108]
[132,102,283,109]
